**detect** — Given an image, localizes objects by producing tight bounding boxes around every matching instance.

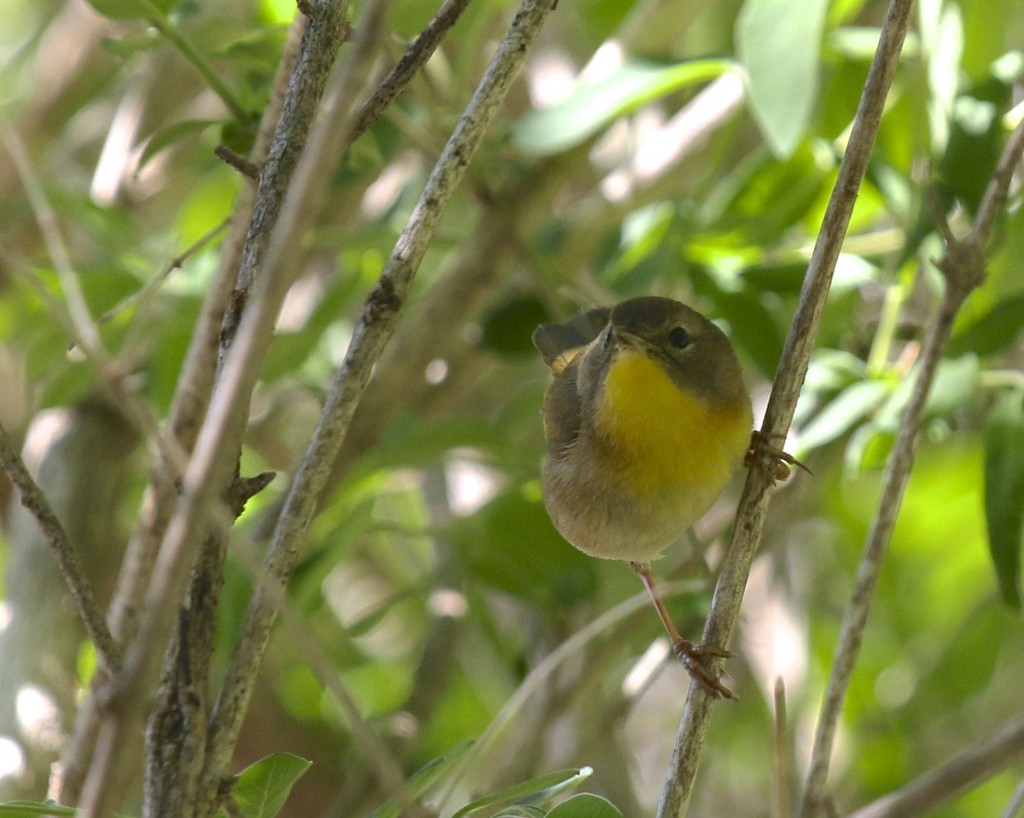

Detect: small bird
[533,296,754,698]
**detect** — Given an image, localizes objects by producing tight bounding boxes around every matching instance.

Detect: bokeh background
[1,0,1023,815]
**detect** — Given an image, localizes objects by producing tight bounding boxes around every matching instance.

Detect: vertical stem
[654,0,915,814]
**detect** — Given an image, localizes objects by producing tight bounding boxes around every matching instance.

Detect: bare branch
[199,0,558,808]
[799,115,1024,818]
[349,0,475,144]
[0,420,122,675]
[849,714,1024,818]
[655,1,916,815]
[74,4,353,814]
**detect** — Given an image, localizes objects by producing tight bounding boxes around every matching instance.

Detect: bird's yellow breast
[595,350,751,497]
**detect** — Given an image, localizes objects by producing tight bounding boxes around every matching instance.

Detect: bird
[533,295,755,697]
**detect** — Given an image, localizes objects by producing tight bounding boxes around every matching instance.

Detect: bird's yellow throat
[596,350,750,495]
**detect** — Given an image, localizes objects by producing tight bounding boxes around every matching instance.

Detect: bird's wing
[532,306,610,373]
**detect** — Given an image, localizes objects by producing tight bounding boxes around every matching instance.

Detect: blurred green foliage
[1,0,1023,816]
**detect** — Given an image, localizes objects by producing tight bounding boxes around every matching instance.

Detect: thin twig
[0,119,190,483]
[848,714,1024,818]
[219,3,354,353]
[1003,776,1024,818]
[199,0,558,808]
[773,678,790,818]
[99,217,231,324]
[0,421,122,675]
[214,144,260,179]
[348,0,475,144]
[57,15,311,808]
[654,1,915,816]
[75,5,352,816]
[278,587,408,797]
[0,120,102,355]
[798,116,1024,818]
[440,588,668,810]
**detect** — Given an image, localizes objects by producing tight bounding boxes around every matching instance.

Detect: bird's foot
[672,638,735,700]
[745,430,811,482]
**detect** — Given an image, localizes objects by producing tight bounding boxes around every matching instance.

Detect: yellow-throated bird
[533,296,754,698]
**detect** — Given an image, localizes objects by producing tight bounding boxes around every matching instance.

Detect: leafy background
[0,0,1023,816]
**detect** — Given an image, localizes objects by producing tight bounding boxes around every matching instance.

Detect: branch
[0,421,122,675]
[848,714,1024,818]
[57,14,310,808]
[74,3,353,815]
[799,114,1024,818]
[655,1,916,816]
[198,0,558,807]
[348,0,475,144]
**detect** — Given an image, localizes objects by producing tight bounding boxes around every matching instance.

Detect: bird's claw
[672,638,735,699]
[745,430,811,482]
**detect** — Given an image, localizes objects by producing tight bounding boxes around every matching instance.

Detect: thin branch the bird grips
[655,1,915,816]
[799,116,1024,818]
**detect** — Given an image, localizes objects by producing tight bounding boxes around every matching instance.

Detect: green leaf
[797,379,891,454]
[492,809,546,818]
[230,752,312,818]
[513,59,733,156]
[0,803,78,817]
[139,119,220,169]
[86,0,167,21]
[452,767,593,818]
[368,739,475,818]
[736,0,830,157]
[546,794,624,818]
[948,291,1024,357]
[874,355,980,431]
[983,389,1024,610]
[451,490,598,608]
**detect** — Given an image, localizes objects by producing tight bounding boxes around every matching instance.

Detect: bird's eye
[668,326,690,349]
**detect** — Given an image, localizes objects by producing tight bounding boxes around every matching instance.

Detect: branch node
[214,145,261,180]
[228,471,276,516]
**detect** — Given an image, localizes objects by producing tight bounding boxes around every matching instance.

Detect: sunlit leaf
[546,794,624,818]
[798,379,891,454]
[452,767,593,817]
[983,389,1024,610]
[230,752,312,818]
[737,0,830,157]
[0,803,78,817]
[513,59,733,156]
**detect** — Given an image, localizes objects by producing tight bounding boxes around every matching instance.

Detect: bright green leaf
[452,767,593,818]
[0,803,78,817]
[139,119,220,170]
[983,389,1024,610]
[513,59,733,156]
[230,752,312,818]
[797,379,891,454]
[87,0,171,21]
[87,0,152,20]
[875,355,980,431]
[736,0,830,157]
[546,793,624,818]
[492,808,546,818]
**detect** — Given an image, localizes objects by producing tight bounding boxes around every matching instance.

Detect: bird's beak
[612,328,646,353]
